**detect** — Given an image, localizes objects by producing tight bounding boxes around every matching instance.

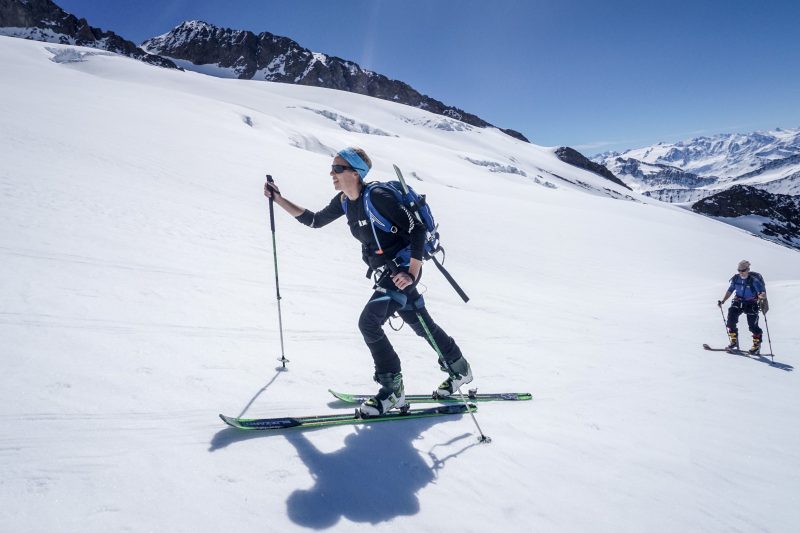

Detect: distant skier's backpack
[729,271,768,312]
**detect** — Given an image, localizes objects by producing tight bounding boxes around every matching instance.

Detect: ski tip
[219,414,238,428]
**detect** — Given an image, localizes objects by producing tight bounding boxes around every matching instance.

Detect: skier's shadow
[284,419,470,529]
[730,351,794,372]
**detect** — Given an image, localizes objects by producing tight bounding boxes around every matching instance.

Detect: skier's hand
[717,300,724,308]
[264,181,281,199]
[391,271,415,291]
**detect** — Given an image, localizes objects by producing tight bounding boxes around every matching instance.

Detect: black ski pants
[726,299,762,337]
[358,286,462,375]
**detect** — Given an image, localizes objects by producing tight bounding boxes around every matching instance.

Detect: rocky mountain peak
[0,0,177,68]
[692,185,800,250]
[143,20,529,142]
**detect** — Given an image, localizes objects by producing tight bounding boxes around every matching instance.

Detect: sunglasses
[738,269,749,272]
[331,164,356,174]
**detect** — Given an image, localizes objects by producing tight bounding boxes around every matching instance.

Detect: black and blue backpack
[342,180,441,259]
[342,167,469,303]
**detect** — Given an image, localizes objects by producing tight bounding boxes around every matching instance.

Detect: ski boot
[726,331,739,352]
[434,357,473,398]
[358,372,407,418]
[748,334,762,355]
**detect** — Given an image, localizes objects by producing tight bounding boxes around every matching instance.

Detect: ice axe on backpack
[392,164,470,303]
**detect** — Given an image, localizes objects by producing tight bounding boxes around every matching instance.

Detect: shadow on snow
[284,419,474,528]
[209,415,476,528]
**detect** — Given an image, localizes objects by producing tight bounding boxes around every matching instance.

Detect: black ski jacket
[296,188,426,270]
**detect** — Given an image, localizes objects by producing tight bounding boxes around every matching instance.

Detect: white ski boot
[359,372,407,417]
[434,357,473,397]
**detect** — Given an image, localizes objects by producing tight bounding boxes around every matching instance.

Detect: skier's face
[738,268,749,279]
[330,156,361,191]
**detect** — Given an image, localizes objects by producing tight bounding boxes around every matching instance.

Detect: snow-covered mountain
[2,35,800,533]
[592,128,800,249]
[693,186,800,249]
[0,0,176,68]
[595,128,800,183]
[142,20,529,142]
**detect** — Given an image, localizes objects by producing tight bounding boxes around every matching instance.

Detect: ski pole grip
[266,174,276,232]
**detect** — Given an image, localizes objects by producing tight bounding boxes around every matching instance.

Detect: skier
[718,260,767,354]
[263,147,473,416]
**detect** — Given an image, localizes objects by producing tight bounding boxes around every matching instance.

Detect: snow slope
[1,36,799,533]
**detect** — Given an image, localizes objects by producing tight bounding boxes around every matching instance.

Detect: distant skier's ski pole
[762,309,774,363]
[266,174,288,370]
[716,302,728,340]
[416,312,490,443]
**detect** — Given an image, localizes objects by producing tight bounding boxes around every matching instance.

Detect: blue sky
[56,0,800,154]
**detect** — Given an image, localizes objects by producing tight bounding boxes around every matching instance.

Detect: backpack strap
[750,272,765,294]
[365,183,410,256]
[363,183,398,234]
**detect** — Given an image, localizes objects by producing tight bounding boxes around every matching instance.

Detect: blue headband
[338,147,370,180]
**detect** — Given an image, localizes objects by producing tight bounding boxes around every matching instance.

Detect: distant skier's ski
[703,343,752,356]
[219,403,476,431]
[329,389,531,404]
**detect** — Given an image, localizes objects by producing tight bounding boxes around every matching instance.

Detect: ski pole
[717,301,728,339]
[266,175,289,370]
[415,312,490,443]
[762,309,774,363]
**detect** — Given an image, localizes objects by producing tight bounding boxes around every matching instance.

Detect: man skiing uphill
[718,260,767,354]
[263,147,473,417]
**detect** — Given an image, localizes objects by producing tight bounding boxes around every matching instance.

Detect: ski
[329,388,531,404]
[703,343,754,356]
[219,403,477,431]
[703,343,744,354]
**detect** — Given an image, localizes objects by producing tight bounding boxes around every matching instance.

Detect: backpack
[729,271,766,293]
[342,165,469,303]
[342,180,441,259]
[729,271,768,312]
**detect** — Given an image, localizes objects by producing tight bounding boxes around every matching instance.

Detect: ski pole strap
[431,255,469,303]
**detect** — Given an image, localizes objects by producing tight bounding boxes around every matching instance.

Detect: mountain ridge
[0,0,177,68]
[142,20,530,142]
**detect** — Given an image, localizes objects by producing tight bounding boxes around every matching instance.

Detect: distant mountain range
[0,0,527,142]
[593,128,800,202]
[593,128,800,250]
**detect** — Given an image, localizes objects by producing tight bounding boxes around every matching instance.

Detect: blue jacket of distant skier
[728,274,765,301]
